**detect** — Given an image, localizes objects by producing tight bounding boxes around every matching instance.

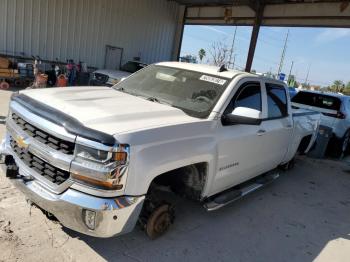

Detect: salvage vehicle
[0,62,320,239]
[90,61,147,86]
[292,90,350,158]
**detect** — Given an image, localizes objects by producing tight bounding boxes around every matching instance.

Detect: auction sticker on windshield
[199,75,227,85]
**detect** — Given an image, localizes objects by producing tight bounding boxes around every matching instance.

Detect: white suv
[292,90,350,157]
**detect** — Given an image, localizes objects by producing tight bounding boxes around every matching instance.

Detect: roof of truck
[156,61,254,79]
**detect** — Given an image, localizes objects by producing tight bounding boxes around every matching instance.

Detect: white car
[1,62,320,238]
[90,61,147,86]
[292,90,350,157]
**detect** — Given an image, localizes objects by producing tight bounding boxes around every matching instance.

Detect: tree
[343,81,350,95]
[198,48,206,63]
[347,81,350,89]
[180,54,197,64]
[330,80,345,93]
[208,42,232,66]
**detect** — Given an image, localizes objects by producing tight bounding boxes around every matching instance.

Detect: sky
[180,25,350,87]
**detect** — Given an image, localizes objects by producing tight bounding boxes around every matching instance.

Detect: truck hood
[20,86,198,135]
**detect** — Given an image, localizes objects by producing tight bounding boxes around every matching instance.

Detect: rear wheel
[340,130,350,159]
[330,130,350,159]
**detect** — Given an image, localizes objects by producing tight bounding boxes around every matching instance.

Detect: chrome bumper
[0,139,145,238]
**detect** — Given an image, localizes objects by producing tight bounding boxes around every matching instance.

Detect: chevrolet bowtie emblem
[15,136,29,149]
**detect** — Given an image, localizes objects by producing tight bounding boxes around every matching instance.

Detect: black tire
[330,130,350,159]
[340,130,350,159]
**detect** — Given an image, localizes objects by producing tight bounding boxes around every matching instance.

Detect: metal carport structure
[172,0,350,72]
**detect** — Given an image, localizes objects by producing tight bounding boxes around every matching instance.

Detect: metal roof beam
[184,1,350,27]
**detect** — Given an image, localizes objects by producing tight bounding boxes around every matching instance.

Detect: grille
[94,73,109,83]
[10,138,70,185]
[12,113,75,154]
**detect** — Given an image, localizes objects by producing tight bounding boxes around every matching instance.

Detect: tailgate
[292,102,337,128]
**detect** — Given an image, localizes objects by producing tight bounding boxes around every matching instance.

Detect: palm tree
[198,48,206,63]
[332,80,345,93]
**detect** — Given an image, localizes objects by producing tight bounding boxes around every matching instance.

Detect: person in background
[66,59,77,86]
[46,64,57,87]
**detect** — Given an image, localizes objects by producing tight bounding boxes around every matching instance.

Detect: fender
[116,120,219,197]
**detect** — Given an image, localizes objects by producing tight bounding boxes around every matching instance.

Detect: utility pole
[228,26,237,69]
[305,63,311,85]
[231,54,237,69]
[288,61,294,79]
[287,60,294,84]
[277,29,289,76]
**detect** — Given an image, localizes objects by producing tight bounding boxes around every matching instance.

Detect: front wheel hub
[146,204,174,239]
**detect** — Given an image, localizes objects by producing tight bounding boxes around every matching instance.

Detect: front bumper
[0,139,145,238]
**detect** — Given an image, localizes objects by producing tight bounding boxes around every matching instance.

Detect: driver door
[211,80,268,195]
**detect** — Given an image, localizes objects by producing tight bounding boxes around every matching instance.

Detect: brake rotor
[146,204,174,239]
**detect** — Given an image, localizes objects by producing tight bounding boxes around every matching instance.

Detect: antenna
[218,64,228,72]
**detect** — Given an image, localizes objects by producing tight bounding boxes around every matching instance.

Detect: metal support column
[172,6,186,61]
[245,3,265,72]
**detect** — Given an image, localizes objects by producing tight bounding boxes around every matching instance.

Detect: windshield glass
[292,92,341,111]
[113,65,230,118]
[121,61,147,73]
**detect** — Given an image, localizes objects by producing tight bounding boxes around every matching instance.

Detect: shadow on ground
[63,157,350,262]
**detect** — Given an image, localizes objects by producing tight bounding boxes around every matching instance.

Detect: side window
[266,83,288,119]
[224,82,261,114]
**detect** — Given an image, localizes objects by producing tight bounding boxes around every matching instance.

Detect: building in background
[0,0,181,70]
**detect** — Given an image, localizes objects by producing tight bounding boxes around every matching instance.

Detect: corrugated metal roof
[0,0,179,68]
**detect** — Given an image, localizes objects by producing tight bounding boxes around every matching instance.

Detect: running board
[203,171,280,211]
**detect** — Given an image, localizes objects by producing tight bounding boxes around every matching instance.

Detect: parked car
[288,86,298,98]
[0,62,320,239]
[292,90,350,158]
[90,61,147,86]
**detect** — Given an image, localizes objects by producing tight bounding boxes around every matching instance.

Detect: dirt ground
[1,89,350,262]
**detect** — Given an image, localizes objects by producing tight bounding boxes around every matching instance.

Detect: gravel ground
[1,88,350,262]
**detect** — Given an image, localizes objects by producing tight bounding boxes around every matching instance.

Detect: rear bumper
[0,139,145,238]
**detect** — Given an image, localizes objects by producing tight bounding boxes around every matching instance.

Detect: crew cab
[0,62,320,239]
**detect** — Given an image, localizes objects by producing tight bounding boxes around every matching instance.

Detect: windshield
[113,65,230,118]
[121,61,147,73]
[292,92,341,111]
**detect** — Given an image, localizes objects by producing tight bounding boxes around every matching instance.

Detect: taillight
[322,111,346,119]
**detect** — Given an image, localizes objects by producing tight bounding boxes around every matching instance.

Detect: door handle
[257,129,266,136]
[286,124,293,129]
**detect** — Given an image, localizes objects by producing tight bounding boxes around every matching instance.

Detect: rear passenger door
[260,82,292,168]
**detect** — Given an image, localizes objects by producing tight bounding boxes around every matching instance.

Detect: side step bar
[203,171,279,211]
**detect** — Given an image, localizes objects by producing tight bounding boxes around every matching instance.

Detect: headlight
[75,144,128,165]
[111,78,119,84]
[107,78,119,85]
[75,144,112,163]
[71,144,129,190]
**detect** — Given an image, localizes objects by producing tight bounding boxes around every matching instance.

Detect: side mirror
[222,107,262,126]
[120,77,126,82]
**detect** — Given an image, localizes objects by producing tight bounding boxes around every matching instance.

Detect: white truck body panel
[0,62,320,237]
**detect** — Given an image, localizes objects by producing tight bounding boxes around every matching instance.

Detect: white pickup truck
[0,62,319,238]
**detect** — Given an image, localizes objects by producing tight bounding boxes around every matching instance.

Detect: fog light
[83,209,96,230]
